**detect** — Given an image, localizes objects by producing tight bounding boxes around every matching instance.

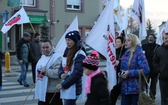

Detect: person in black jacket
[30,33,42,83]
[16,32,31,87]
[142,33,159,99]
[82,50,111,105]
[153,33,168,105]
[110,36,126,105]
[56,31,86,105]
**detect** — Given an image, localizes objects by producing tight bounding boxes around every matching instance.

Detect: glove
[61,73,68,79]
[56,84,62,92]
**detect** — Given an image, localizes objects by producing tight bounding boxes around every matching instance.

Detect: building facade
[0,0,104,55]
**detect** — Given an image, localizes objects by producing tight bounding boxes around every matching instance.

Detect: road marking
[0,88,35,95]
[0,95,35,103]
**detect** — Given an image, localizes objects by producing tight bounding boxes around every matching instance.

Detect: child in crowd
[82,50,111,105]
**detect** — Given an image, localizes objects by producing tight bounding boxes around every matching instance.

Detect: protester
[142,33,159,99]
[16,32,31,87]
[110,36,126,105]
[30,32,42,83]
[56,30,86,105]
[119,34,150,105]
[82,50,111,105]
[153,32,168,105]
[35,39,62,105]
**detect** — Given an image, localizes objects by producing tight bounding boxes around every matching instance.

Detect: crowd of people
[15,30,168,105]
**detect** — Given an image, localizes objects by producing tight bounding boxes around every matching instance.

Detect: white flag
[85,0,116,90]
[114,0,122,29]
[118,8,128,36]
[54,16,78,55]
[1,7,30,34]
[130,0,147,41]
[156,20,168,45]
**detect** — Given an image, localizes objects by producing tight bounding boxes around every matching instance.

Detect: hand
[61,73,68,79]
[40,68,46,75]
[116,60,119,66]
[18,60,23,64]
[56,84,62,91]
[120,71,129,79]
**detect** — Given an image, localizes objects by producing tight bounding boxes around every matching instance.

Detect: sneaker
[24,84,30,87]
[17,80,23,85]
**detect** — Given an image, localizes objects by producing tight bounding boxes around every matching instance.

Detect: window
[66,0,81,11]
[20,0,36,7]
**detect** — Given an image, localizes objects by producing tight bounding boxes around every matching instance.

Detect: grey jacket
[16,38,30,63]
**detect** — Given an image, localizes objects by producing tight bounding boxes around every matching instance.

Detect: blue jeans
[63,99,77,105]
[121,94,138,105]
[18,62,28,85]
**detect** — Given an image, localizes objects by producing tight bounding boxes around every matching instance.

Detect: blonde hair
[126,34,139,68]
[126,34,140,47]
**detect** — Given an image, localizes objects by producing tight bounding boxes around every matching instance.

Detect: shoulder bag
[138,70,156,105]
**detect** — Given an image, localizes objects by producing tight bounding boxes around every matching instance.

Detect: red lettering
[108,34,113,43]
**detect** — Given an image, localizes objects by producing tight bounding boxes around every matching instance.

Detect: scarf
[85,69,103,94]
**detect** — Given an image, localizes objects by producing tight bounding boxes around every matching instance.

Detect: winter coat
[85,73,111,105]
[153,44,168,80]
[30,39,42,63]
[142,43,159,77]
[16,38,30,63]
[58,49,86,98]
[116,47,126,78]
[120,45,150,95]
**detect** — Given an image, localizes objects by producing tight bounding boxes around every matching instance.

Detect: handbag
[138,70,156,105]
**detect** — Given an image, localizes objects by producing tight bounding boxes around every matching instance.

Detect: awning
[28,15,46,24]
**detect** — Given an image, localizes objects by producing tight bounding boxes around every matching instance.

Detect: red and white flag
[1,7,30,34]
[54,16,78,55]
[85,0,116,90]
[156,20,168,45]
[130,0,147,41]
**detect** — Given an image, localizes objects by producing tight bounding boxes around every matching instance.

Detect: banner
[85,0,116,90]
[1,7,30,34]
[130,0,147,41]
[156,20,168,45]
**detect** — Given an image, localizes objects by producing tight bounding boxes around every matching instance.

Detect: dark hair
[147,33,156,39]
[40,39,52,46]
[34,32,40,38]
[165,33,168,35]
[116,36,125,44]
[66,44,78,71]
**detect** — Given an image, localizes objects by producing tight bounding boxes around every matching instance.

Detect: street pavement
[0,64,161,105]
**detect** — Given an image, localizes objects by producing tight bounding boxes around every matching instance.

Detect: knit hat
[82,50,99,70]
[65,30,81,43]
[23,32,31,37]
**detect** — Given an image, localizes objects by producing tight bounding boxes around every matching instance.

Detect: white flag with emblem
[85,0,116,90]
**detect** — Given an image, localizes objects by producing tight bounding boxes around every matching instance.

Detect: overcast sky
[120,0,168,29]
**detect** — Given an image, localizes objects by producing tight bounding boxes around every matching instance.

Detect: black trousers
[31,62,37,83]
[159,79,168,105]
[148,76,158,98]
[110,82,121,105]
[38,92,63,105]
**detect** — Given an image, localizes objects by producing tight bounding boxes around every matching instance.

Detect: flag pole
[29,22,36,34]
[21,4,24,38]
